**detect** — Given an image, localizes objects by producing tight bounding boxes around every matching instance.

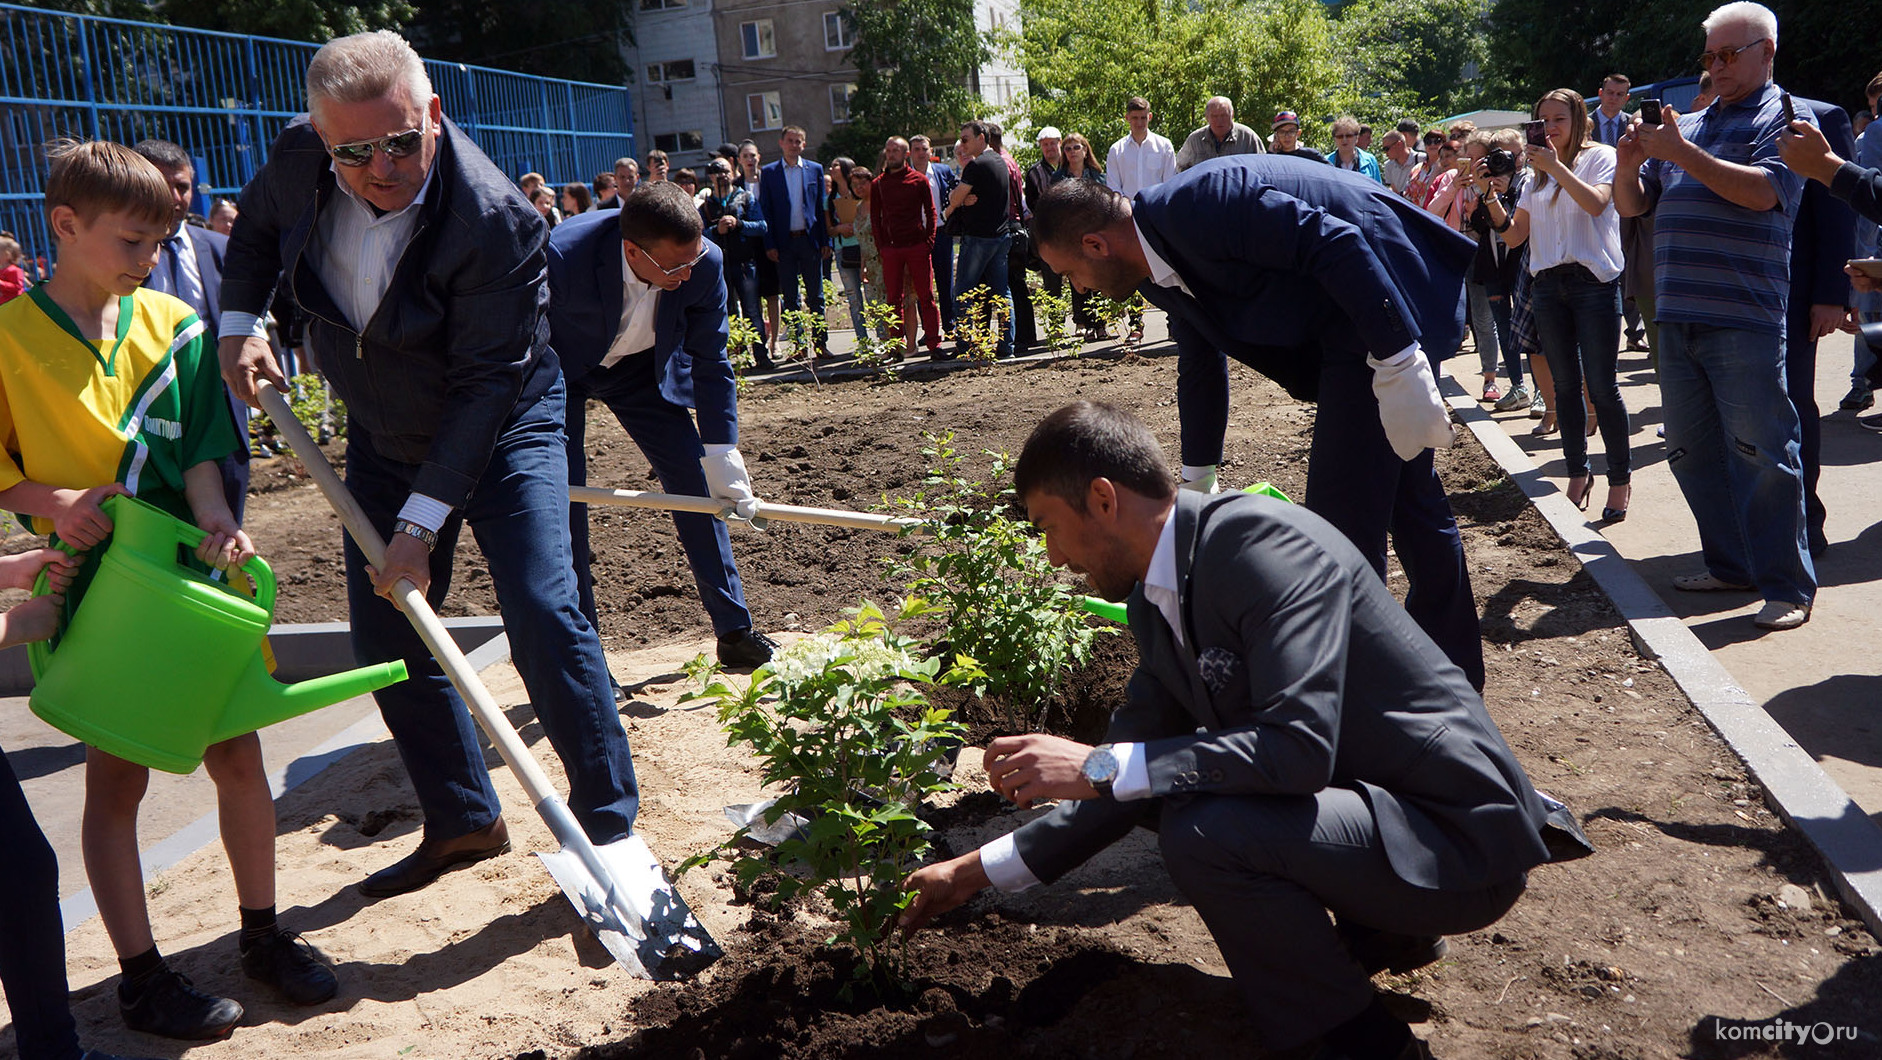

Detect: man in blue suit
[756,125,831,355]
[133,138,251,520]
[911,134,960,333]
[1034,156,1484,690]
[548,182,777,671]
[1780,97,1856,558]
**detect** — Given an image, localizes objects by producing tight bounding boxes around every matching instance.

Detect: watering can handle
[98,495,278,614]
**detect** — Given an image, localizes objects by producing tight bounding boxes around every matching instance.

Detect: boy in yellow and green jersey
[0,140,337,1044]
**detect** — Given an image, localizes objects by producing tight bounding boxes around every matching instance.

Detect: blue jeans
[1657,322,1815,605]
[0,748,81,1060]
[1532,266,1629,484]
[568,350,754,639]
[931,234,957,329]
[1468,281,1520,386]
[344,379,640,844]
[953,232,1013,356]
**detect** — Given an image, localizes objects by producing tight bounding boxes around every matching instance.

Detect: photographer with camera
[1458,130,1530,409]
[1483,88,1632,523]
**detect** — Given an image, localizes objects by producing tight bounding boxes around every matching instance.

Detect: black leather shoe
[1337,923,1449,976]
[118,966,243,1041]
[241,929,338,1005]
[358,818,511,899]
[717,628,778,669]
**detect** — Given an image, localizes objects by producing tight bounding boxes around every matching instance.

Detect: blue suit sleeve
[686,253,738,446]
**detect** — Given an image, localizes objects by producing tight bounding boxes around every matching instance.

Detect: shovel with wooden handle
[569,485,922,533]
[258,383,720,980]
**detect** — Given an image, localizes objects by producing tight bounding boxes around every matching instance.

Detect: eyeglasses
[1698,38,1767,69]
[325,126,427,167]
[631,241,707,277]
[1065,144,1085,151]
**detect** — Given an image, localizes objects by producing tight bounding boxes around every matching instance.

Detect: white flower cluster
[765,631,919,690]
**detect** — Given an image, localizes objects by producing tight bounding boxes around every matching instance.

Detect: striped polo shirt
[1641,81,1810,336]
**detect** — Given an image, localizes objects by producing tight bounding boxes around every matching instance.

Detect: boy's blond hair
[0,231,20,261]
[43,140,172,230]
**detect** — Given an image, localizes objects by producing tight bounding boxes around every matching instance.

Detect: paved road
[1444,330,1882,824]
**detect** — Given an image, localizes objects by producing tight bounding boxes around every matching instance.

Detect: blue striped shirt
[1640,81,1810,335]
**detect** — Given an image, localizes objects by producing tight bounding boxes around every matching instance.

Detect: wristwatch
[391,519,439,552]
[1081,744,1120,797]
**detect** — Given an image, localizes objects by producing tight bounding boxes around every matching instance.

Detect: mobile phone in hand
[1639,99,1662,126]
[1523,120,1547,147]
[1781,92,1797,128]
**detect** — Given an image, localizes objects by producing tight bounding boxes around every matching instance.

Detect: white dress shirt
[1136,220,1192,297]
[783,158,808,232]
[605,246,663,369]
[979,509,1176,892]
[161,224,206,311]
[1105,131,1177,197]
[219,160,450,530]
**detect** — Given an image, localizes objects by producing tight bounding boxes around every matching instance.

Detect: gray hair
[1204,96,1233,115]
[305,31,434,121]
[1702,2,1777,50]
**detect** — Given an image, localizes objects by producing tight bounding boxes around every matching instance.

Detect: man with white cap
[1024,127,1068,339]
[1175,96,1266,171]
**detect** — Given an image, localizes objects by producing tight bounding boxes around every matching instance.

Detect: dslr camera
[1484,148,1518,178]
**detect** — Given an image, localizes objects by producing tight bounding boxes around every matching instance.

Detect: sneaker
[1481,383,1501,403]
[1493,384,1531,412]
[241,929,339,1005]
[1753,600,1811,631]
[717,628,778,669]
[1528,390,1547,418]
[1860,412,1882,433]
[119,966,244,1040]
[1838,384,1873,411]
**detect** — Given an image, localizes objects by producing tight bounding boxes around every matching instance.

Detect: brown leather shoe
[357,818,511,899]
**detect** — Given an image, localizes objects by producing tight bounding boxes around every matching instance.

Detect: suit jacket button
[1210,769,1224,782]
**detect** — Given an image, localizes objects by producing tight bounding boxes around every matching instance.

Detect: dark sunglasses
[326,127,427,167]
[1698,38,1766,70]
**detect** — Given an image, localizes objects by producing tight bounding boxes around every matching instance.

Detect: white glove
[1368,345,1456,462]
[700,448,765,526]
[1179,465,1220,494]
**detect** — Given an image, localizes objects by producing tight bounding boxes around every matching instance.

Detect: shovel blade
[538,835,722,980]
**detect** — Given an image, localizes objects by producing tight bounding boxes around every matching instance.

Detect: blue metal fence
[0,4,632,280]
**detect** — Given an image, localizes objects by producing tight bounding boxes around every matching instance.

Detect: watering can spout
[208,656,409,747]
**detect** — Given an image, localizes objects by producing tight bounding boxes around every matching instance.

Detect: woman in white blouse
[1484,88,1631,522]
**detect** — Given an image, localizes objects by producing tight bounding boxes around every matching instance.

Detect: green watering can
[1079,480,1293,626]
[27,495,408,774]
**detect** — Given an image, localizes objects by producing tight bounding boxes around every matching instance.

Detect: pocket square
[1197,646,1241,695]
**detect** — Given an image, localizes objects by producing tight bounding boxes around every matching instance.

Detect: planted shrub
[887,431,1103,730]
[682,598,976,991]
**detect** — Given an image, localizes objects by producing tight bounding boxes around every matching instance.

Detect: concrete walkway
[1443,330,1882,824]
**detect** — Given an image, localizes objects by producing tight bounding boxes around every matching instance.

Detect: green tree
[157,0,414,42]
[1015,0,1359,156]
[1334,0,1489,118]
[827,0,990,162]
[1481,0,1882,116]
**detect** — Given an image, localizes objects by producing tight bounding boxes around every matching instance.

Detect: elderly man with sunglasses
[1613,1,1817,633]
[217,31,643,898]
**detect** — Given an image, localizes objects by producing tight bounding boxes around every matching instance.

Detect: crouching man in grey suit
[900,401,1558,1060]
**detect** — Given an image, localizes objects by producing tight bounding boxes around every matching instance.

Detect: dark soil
[21,345,1878,1058]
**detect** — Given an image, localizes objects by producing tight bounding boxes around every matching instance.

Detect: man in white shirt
[1106,95,1177,196]
[1105,96,1173,341]
[900,401,1558,1060]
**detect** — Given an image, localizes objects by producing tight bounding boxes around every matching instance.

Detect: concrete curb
[55,619,512,929]
[1443,379,1882,938]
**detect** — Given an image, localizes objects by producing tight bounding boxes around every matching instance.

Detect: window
[639,0,685,9]
[646,59,696,84]
[830,83,856,124]
[653,131,706,152]
[740,20,776,60]
[747,91,782,131]
[823,11,854,50]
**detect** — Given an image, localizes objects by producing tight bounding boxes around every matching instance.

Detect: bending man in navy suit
[1034,158,1484,689]
[901,402,1552,1060]
[548,182,777,671]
